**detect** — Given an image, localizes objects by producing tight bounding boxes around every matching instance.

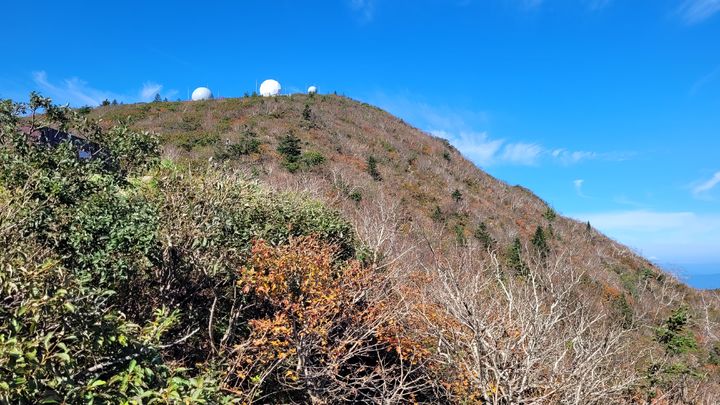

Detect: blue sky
[2,0,720,287]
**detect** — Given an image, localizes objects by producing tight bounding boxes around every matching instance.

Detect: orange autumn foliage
[227,237,439,402]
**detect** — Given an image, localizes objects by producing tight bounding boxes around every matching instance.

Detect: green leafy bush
[300,150,326,167]
[0,95,358,403]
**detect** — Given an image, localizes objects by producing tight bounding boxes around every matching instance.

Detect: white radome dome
[259,79,281,97]
[191,87,213,101]
[307,86,318,94]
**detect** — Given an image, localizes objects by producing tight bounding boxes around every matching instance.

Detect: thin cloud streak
[140,82,163,101]
[678,0,720,24]
[370,92,624,168]
[692,171,720,198]
[574,179,589,198]
[501,142,543,165]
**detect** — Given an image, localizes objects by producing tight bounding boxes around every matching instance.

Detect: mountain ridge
[2,93,717,402]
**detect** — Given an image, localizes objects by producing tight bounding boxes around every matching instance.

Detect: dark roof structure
[20,126,108,160]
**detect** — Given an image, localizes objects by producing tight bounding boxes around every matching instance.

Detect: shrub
[77,105,93,114]
[656,307,698,355]
[614,294,634,329]
[301,150,326,167]
[0,94,362,403]
[709,343,720,366]
[349,190,362,203]
[431,205,444,222]
[0,94,196,403]
[454,223,467,246]
[215,130,261,160]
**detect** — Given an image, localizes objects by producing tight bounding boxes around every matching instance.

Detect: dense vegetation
[0,95,437,403]
[1,94,719,403]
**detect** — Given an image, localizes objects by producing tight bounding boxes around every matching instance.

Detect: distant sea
[663,263,720,290]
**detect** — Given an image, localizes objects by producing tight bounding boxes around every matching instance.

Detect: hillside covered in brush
[1,93,719,403]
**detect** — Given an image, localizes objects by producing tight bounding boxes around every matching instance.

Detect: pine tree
[507,237,528,276]
[153,93,162,103]
[277,132,301,161]
[531,226,550,259]
[474,222,494,249]
[277,132,302,172]
[367,156,382,181]
[543,207,557,222]
[451,189,463,203]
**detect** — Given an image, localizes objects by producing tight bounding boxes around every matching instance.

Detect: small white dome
[191,87,213,101]
[307,86,318,94]
[259,79,281,97]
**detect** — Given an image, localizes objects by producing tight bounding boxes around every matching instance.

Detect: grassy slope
[90,94,718,363]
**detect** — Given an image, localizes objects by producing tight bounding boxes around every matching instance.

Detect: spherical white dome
[307,86,318,94]
[191,87,213,101]
[259,79,281,97]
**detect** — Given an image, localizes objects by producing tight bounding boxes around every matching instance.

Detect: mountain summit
[2,93,718,403]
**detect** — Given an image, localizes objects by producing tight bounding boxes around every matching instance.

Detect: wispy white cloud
[430,130,503,166]
[432,130,599,167]
[570,209,720,263]
[501,142,543,165]
[431,130,546,166]
[349,0,375,22]
[33,71,115,106]
[573,179,589,198]
[370,92,626,168]
[552,149,598,164]
[678,0,720,24]
[692,171,720,198]
[32,71,177,106]
[140,82,163,101]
